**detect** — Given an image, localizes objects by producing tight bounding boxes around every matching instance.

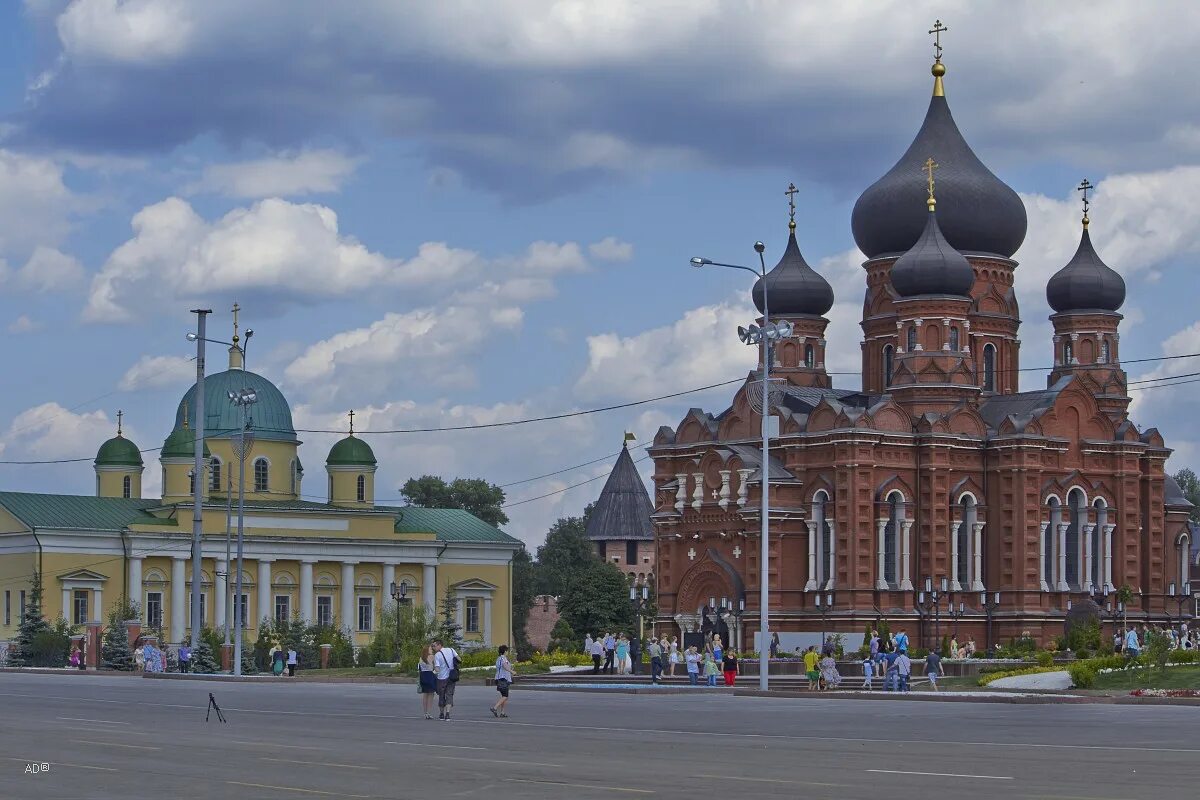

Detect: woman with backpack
[491,645,514,718]
[433,639,460,721]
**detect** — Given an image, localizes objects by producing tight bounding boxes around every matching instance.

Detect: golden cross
[929,19,948,62]
[1077,178,1093,218]
[231,302,241,344]
[924,157,938,205]
[116,409,123,436]
[785,182,798,229]
[348,409,355,435]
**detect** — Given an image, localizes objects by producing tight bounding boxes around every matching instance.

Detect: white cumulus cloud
[188,149,363,198]
[119,354,196,391]
[588,236,634,263]
[16,246,84,292]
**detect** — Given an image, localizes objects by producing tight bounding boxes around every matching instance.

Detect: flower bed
[1130,688,1200,698]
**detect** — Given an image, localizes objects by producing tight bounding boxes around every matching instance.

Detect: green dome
[327,435,376,466]
[95,435,143,467]
[160,426,211,460]
[175,368,297,443]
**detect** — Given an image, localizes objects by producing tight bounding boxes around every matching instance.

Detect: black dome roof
[890,207,975,297]
[1046,226,1125,313]
[752,229,835,316]
[851,77,1028,259]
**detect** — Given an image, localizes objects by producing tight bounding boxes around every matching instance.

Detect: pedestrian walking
[286,648,298,677]
[134,640,146,671]
[1124,627,1141,659]
[69,645,82,670]
[668,637,680,677]
[648,638,663,684]
[590,636,603,674]
[896,650,912,692]
[819,653,842,690]
[712,635,723,665]
[883,649,899,691]
[861,654,874,690]
[603,632,616,674]
[685,646,700,685]
[584,633,593,657]
[769,632,780,659]
[722,650,738,686]
[615,635,630,675]
[433,639,460,720]
[491,645,514,718]
[418,644,437,719]
[270,645,285,676]
[179,643,191,673]
[924,650,943,691]
[804,646,820,691]
[869,629,880,660]
[895,628,910,653]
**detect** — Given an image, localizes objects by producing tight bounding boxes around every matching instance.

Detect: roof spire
[785,182,798,232]
[116,409,124,437]
[231,301,240,346]
[929,19,948,97]
[1077,178,1093,229]
[348,409,355,436]
[924,156,938,211]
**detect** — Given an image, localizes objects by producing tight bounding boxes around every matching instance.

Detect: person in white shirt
[491,645,514,718]
[432,639,460,720]
[584,634,593,657]
[590,638,604,674]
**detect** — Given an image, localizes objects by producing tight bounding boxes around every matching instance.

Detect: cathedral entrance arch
[677,549,745,650]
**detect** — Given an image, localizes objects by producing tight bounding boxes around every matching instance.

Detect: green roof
[176,368,297,443]
[390,507,521,545]
[161,426,211,459]
[0,492,161,531]
[327,435,377,466]
[95,435,143,467]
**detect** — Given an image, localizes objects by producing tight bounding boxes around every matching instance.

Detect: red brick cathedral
[650,44,1194,651]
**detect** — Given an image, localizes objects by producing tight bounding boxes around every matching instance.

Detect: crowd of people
[1117,623,1195,657]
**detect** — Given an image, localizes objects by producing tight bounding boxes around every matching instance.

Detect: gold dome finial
[924,157,938,211]
[785,182,798,231]
[231,301,241,345]
[348,409,355,436]
[1077,178,1093,229]
[929,19,948,97]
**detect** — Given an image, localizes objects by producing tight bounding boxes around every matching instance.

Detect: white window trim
[357,595,374,632]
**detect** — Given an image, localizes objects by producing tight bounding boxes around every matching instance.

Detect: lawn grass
[1091,665,1200,690]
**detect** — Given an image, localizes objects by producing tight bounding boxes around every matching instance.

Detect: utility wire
[502,455,652,509]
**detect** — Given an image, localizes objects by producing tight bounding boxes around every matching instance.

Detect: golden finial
[116,409,124,437]
[1077,178,1093,229]
[924,157,938,211]
[348,409,355,435]
[231,302,241,345]
[929,19,948,97]
[785,182,798,232]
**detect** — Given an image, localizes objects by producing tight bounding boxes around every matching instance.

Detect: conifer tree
[101,617,136,671]
[438,588,463,648]
[8,570,51,667]
[191,641,220,673]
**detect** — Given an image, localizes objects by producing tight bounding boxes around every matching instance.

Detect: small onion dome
[327,435,377,467]
[851,67,1027,259]
[751,230,835,316]
[160,426,211,459]
[95,434,143,467]
[889,206,975,298]
[1046,226,1125,313]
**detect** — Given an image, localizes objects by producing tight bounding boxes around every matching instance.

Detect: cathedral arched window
[328,474,334,503]
[813,491,832,587]
[949,327,960,351]
[1180,534,1192,591]
[906,326,917,352]
[956,496,975,588]
[1063,341,1074,365]
[122,475,132,499]
[1092,499,1107,589]
[289,459,297,495]
[983,344,996,392]
[210,457,222,492]
[254,458,269,493]
[1066,488,1086,588]
[1100,339,1111,364]
[884,492,903,587]
[1046,496,1061,588]
[357,474,366,503]
[804,344,815,368]
[883,345,894,387]
[188,470,195,496]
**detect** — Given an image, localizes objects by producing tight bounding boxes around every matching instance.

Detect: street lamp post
[923,577,947,653]
[980,591,1001,655]
[814,592,833,649]
[390,580,409,662]
[946,600,965,639]
[228,387,257,676]
[630,584,650,643]
[185,310,211,652]
[1168,582,1192,634]
[690,243,792,692]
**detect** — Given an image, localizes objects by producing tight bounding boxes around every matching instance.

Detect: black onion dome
[851,92,1028,259]
[1046,227,1125,312]
[890,208,975,297]
[752,230,835,316]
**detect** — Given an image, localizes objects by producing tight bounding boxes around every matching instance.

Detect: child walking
[703,649,720,686]
[861,654,875,690]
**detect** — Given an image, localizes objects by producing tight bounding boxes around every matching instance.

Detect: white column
[1082,524,1095,592]
[1056,523,1070,591]
[456,597,464,631]
[1038,522,1050,591]
[214,558,227,633]
[1104,523,1116,592]
[300,559,316,624]
[62,588,71,622]
[804,521,818,591]
[171,557,186,643]
[675,474,688,511]
[341,562,357,633]
[483,597,493,646]
[423,564,437,616]
[691,473,703,510]
[826,521,836,590]
[971,522,986,591]
[718,470,731,510]
[382,563,396,596]
[128,556,143,614]
[736,469,752,507]
[257,559,273,628]
[899,520,914,591]
[876,519,888,590]
[950,518,962,591]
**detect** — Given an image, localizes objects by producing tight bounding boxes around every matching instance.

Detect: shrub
[1168,649,1200,664]
[191,641,220,674]
[1036,650,1054,668]
[1068,662,1096,689]
[1143,629,1172,677]
[548,619,577,653]
[978,665,1063,686]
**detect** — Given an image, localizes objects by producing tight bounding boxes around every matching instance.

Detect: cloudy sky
[1,1,1199,549]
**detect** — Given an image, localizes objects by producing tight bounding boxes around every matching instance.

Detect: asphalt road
[0,673,1195,799]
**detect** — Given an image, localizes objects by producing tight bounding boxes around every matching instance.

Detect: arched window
[983,344,996,392]
[1100,339,1111,364]
[1092,499,1107,588]
[957,496,975,587]
[884,493,902,587]
[804,343,815,368]
[254,458,269,493]
[356,474,366,503]
[122,475,132,499]
[883,345,894,387]
[949,327,960,351]
[906,326,917,352]
[210,457,222,492]
[1181,535,1191,590]
[1046,497,1061,587]
[1066,488,1085,588]
[188,470,195,496]
[328,474,334,503]
[1064,341,1074,365]
[289,460,297,495]
[813,491,832,586]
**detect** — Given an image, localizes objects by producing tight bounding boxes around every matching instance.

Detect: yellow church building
[0,339,519,652]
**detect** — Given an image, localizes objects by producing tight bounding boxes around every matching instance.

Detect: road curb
[733,688,1098,704]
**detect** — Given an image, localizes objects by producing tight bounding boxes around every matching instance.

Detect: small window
[19,590,26,623]
[234,594,248,628]
[210,457,222,492]
[73,590,88,625]
[317,596,332,627]
[356,474,366,503]
[983,344,997,392]
[804,343,815,368]
[1100,339,1111,363]
[883,345,894,387]
[949,327,960,351]
[4,590,10,626]
[274,595,290,624]
[188,470,196,496]
[626,541,637,564]
[190,593,207,625]
[597,541,607,559]
[907,326,917,352]
[290,460,297,495]
[254,459,269,493]
[328,475,334,503]
[1064,341,1074,364]
[146,592,163,628]
[465,598,480,633]
[357,596,373,632]
[122,475,132,499]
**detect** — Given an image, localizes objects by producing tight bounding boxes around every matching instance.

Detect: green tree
[511,546,537,659]
[548,619,577,652]
[557,561,633,636]
[101,597,139,671]
[8,570,52,667]
[1172,468,1200,522]
[400,475,509,527]
[534,511,598,597]
[1143,628,1172,678]
[438,588,463,648]
[191,641,219,673]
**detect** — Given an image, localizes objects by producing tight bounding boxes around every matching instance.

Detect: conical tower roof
[584,443,654,542]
